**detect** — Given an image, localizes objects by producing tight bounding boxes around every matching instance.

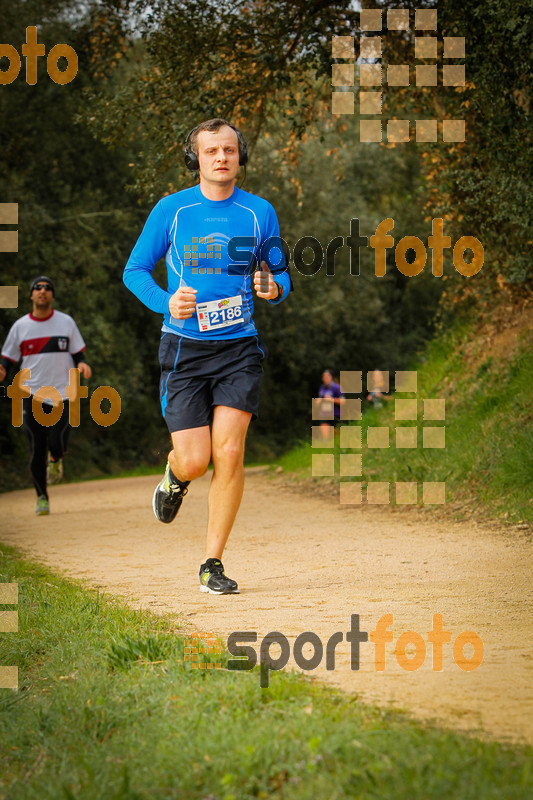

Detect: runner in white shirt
[0,276,92,515]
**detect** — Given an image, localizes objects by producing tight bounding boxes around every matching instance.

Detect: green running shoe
[199,558,239,595]
[35,495,50,516]
[47,455,63,485]
[152,463,189,523]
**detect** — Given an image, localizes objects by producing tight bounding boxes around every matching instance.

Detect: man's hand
[0,365,6,382]
[254,261,280,301]
[78,362,92,379]
[169,286,198,319]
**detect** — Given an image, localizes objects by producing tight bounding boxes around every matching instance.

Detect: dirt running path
[1,470,532,744]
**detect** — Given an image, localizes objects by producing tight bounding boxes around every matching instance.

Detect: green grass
[1,546,532,800]
[276,321,533,523]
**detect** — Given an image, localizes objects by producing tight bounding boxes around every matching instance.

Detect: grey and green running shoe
[47,455,63,485]
[35,495,50,516]
[152,463,189,523]
[199,558,239,594]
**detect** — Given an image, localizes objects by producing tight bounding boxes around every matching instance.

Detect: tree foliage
[83,0,358,198]
[86,0,531,291]
[362,0,532,289]
[0,0,169,489]
[2,0,528,489]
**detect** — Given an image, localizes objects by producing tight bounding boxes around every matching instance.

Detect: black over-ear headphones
[184,123,248,171]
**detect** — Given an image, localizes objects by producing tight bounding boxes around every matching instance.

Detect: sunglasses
[34,284,53,292]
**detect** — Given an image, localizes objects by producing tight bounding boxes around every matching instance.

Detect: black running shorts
[159,332,267,433]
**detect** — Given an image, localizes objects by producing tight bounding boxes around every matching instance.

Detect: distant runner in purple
[317,369,345,440]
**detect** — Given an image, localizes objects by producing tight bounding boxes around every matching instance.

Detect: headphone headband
[184,122,248,171]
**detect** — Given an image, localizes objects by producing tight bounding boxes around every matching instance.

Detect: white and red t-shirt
[1,310,86,400]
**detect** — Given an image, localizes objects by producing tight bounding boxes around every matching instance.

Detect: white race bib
[197,295,244,332]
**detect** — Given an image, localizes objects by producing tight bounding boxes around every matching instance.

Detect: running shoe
[47,455,63,485]
[152,463,189,523]
[199,558,239,594]
[35,495,50,516]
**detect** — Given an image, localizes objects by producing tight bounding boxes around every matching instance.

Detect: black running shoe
[199,558,239,594]
[152,463,189,523]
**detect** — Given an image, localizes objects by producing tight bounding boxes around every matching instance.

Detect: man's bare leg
[153,425,212,524]
[320,422,332,440]
[205,405,251,560]
[169,425,211,482]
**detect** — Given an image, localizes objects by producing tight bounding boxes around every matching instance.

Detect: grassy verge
[276,318,533,524]
[0,546,531,800]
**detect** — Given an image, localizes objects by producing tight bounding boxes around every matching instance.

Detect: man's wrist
[274,282,283,300]
[72,351,86,367]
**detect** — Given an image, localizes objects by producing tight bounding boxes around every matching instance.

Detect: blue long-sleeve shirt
[123,184,290,340]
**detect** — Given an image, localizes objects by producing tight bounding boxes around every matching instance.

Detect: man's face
[196,126,240,186]
[32,282,53,310]
[322,371,333,386]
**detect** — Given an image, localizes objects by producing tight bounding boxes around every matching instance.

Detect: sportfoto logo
[332,8,466,143]
[0,26,78,85]
[184,235,223,274]
[0,583,18,690]
[7,368,121,428]
[186,614,484,688]
[0,204,19,307]
[229,217,484,279]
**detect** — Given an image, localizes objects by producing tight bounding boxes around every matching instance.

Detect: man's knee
[213,439,245,468]
[173,451,210,481]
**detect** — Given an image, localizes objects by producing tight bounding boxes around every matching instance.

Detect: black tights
[22,397,70,498]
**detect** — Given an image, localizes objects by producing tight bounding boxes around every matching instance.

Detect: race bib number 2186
[197,295,244,332]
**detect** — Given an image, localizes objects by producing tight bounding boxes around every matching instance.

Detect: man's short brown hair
[188,118,246,159]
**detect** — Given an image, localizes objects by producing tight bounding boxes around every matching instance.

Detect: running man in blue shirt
[124,118,291,595]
